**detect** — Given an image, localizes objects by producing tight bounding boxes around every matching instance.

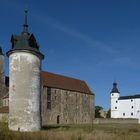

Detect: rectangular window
[115,107,117,109]
[116,101,118,103]
[123,113,125,116]
[131,113,133,116]
[47,87,51,109]
[131,106,133,109]
[131,99,133,102]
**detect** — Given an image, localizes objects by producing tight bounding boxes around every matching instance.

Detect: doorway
[57,115,60,124]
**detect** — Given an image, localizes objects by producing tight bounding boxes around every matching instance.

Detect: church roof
[119,94,140,100]
[41,71,93,95]
[111,82,120,93]
[6,10,44,60]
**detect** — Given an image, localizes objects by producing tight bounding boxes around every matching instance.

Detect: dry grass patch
[0,122,140,140]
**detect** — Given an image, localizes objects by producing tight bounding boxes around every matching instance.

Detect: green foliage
[95,106,103,118]
[106,109,111,118]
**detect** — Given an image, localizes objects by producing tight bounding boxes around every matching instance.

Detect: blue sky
[0,0,140,110]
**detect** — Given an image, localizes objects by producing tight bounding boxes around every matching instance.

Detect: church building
[0,11,94,131]
[110,82,140,123]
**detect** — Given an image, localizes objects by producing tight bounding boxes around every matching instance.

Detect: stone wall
[41,87,94,126]
[93,118,138,124]
[0,54,8,107]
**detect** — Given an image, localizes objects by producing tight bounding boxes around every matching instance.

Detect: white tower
[110,82,120,118]
[7,11,44,131]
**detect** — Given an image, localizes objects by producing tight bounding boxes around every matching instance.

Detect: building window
[116,101,118,103]
[131,99,133,102]
[131,106,133,109]
[123,113,125,116]
[115,107,117,109]
[55,90,57,94]
[131,113,133,116]
[55,96,57,100]
[112,94,114,96]
[47,87,51,109]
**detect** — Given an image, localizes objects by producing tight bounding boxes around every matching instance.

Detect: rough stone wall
[2,98,9,107]
[93,118,138,124]
[0,55,8,107]
[9,52,41,131]
[41,87,94,126]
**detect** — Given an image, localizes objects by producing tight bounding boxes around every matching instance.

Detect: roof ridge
[41,71,85,82]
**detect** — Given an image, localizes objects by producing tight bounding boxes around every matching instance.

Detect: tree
[95,106,103,118]
[106,108,111,118]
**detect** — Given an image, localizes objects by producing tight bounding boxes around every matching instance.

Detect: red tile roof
[0,106,9,113]
[41,71,93,95]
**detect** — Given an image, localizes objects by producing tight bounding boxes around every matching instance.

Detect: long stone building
[0,11,95,131]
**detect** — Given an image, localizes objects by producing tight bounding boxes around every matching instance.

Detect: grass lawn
[0,122,140,140]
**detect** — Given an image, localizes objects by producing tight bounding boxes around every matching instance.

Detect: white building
[111,82,140,122]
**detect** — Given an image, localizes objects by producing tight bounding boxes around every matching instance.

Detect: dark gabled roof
[110,82,120,93]
[0,47,3,55]
[6,11,44,60]
[118,94,140,100]
[41,71,93,95]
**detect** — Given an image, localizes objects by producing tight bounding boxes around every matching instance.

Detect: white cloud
[32,12,118,55]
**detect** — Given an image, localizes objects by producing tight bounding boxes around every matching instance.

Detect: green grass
[0,122,140,140]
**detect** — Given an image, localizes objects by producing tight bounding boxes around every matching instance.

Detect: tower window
[47,87,51,109]
[112,94,114,96]
[131,106,133,109]
[115,107,117,109]
[55,96,57,100]
[123,113,125,116]
[131,99,133,102]
[116,101,118,103]
[131,113,133,116]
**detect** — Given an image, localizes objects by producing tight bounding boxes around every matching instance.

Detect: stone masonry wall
[0,55,8,107]
[41,87,94,126]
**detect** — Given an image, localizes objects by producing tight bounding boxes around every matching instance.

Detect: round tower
[7,11,44,131]
[110,82,120,118]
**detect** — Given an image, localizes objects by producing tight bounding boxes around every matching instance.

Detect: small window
[115,107,117,109]
[131,99,133,102]
[47,102,51,109]
[123,113,125,116]
[55,96,57,100]
[112,94,114,96]
[131,113,133,116]
[131,106,133,109]
[116,101,118,103]
[47,87,51,109]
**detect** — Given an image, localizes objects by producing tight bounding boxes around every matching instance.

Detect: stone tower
[110,82,120,118]
[7,11,44,131]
